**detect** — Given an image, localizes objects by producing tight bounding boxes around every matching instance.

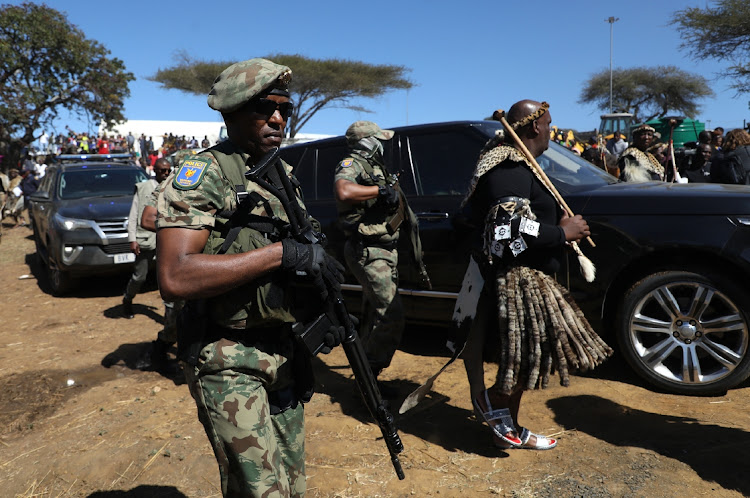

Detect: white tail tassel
[572,241,596,282]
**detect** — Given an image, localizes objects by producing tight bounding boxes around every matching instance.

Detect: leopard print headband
[510,102,549,130]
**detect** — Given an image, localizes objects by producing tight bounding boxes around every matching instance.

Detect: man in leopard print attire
[618,124,665,182]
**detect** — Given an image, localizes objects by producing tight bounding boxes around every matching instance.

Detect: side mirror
[29,191,50,201]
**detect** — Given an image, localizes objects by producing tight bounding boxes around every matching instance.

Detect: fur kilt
[492,265,613,395]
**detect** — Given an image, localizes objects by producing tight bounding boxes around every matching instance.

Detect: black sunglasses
[252,98,294,119]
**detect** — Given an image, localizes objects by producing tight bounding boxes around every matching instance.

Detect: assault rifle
[247,147,406,480]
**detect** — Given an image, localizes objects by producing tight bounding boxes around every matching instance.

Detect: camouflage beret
[345,121,394,146]
[207,58,292,113]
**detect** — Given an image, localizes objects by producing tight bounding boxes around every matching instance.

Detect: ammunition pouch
[386,207,404,235]
[292,312,337,357]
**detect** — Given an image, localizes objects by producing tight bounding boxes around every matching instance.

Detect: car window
[37,171,54,194]
[59,169,146,199]
[405,130,481,196]
[388,136,417,196]
[539,143,615,193]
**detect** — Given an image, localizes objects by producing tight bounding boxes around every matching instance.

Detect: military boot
[150,339,169,370]
[150,340,180,375]
[122,296,134,319]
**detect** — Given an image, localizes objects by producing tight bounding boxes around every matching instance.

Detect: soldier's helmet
[345,121,394,148]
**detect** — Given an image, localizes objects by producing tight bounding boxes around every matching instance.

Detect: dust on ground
[1,223,749,497]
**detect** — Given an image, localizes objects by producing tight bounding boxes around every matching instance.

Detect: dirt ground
[1,222,749,498]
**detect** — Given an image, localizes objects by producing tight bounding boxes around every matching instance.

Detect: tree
[579,66,714,122]
[672,0,750,94]
[149,53,413,137]
[0,2,134,169]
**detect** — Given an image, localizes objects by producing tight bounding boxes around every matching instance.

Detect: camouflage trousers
[344,240,404,372]
[184,337,306,497]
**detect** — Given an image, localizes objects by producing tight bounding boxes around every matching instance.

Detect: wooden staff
[668,119,685,183]
[493,109,596,248]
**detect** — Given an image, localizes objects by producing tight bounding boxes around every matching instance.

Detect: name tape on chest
[173,157,211,190]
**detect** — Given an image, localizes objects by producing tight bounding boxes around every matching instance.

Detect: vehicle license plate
[114,253,136,264]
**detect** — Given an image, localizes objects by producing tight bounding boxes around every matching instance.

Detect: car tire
[616,270,750,395]
[47,261,75,296]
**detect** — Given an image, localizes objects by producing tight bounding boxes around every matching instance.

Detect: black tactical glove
[378,184,400,207]
[320,324,345,354]
[281,239,345,300]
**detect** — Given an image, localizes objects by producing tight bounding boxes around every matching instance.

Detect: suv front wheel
[47,261,75,296]
[616,270,750,395]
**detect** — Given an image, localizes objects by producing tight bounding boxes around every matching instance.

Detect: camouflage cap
[207,58,292,113]
[345,121,394,146]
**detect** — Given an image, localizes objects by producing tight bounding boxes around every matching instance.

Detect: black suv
[28,154,148,294]
[280,120,750,395]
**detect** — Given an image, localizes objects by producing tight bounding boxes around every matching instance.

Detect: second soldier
[334,121,429,398]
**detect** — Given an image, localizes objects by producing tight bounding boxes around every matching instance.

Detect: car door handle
[415,212,449,220]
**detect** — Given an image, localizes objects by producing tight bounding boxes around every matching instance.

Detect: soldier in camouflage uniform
[156,58,344,497]
[334,121,429,396]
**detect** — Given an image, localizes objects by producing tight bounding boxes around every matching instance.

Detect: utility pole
[606,16,619,114]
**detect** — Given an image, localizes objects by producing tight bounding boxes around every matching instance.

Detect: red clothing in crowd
[148,152,159,166]
[97,139,110,155]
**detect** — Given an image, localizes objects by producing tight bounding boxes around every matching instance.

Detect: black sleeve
[479,162,565,248]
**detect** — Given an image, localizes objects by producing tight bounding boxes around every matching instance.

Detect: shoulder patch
[173,157,211,190]
[340,158,354,168]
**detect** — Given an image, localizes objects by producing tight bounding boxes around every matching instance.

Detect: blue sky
[30,0,747,137]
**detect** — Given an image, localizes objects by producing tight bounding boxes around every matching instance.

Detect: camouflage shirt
[334,153,399,243]
[158,141,307,229]
[157,140,314,328]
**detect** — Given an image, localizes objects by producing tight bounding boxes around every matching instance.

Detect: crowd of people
[572,124,750,185]
[0,131,215,228]
[0,149,49,227]
[35,129,213,164]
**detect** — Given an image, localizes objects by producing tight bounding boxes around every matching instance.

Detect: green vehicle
[644,117,705,149]
[599,114,706,149]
